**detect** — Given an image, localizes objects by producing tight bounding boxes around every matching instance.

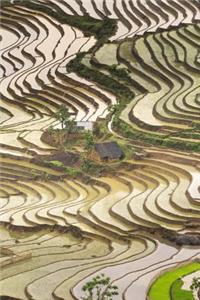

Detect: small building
[76,121,93,131]
[92,141,123,161]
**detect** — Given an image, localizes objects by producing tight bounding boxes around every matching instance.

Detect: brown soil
[32,150,80,167]
[41,129,84,148]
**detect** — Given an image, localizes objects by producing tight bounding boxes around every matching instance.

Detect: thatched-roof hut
[92,141,123,161]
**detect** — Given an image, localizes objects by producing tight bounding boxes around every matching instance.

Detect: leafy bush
[81,158,93,173]
[64,167,80,177]
[190,276,200,299]
[119,143,135,159]
[54,105,76,132]
[84,132,94,153]
[108,65,131,81]
[48,160,64,167]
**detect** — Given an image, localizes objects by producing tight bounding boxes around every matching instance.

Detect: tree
[84,131,94,153]
[81,274,119,300]
[54,105,72,130]
[81,156,93,173]
[190,277,200,299]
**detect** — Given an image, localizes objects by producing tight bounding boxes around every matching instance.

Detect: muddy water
[0,28,19,50]
[1,3,200,300]
[124,248,200,300]
[90,177,133,231]
[95,43,118,66]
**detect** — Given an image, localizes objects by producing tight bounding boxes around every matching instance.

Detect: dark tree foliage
[13,0,117,39]
[82,274,119,300]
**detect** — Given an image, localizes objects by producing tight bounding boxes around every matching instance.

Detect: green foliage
[119,143,134,159]
[81,156,103,176]
[54,105,70,129]
[171,279,194,300]
[148,263,200,300]
[193,123,200,131]
[81,158,93,173]
[67,54,134,100]
[54,105,76,132]
[47,125,55,134]
[113,117,200,152]
[108,65,131,81]
[81,273,119,300]
[93,121,112,140]
[96,18,117,40]
[84,131,94,153]
[48,160,64,167]
[64,167,80,177]
[172,126,200,140]
[190,277,200,293]
[161,138,200,152]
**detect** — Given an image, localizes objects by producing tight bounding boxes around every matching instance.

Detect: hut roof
[76,121,93,131]
[94,141,123,159]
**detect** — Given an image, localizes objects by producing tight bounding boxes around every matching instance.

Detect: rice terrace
[0,0,200,299]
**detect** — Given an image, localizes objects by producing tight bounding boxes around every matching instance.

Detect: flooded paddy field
[0,0,200,299]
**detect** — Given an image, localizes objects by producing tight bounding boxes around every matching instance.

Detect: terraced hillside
[0,0,200,300]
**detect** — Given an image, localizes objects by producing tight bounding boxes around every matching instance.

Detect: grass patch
[64,167,81,177]
[171,278,194,300]
[148,262,200,300]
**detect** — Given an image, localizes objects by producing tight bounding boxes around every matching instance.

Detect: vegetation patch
[171,278,194,300]
[148,263,200,300]
[12,0,117,40]
[81,274,119,300]
[67,53,134,100]
[113,113,200,152]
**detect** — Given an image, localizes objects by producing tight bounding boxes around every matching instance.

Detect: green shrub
[81,158,94,173]
[64,167,80,177]
[49,160,64,167]
[67,54,134,100]
[84,132,94,153]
